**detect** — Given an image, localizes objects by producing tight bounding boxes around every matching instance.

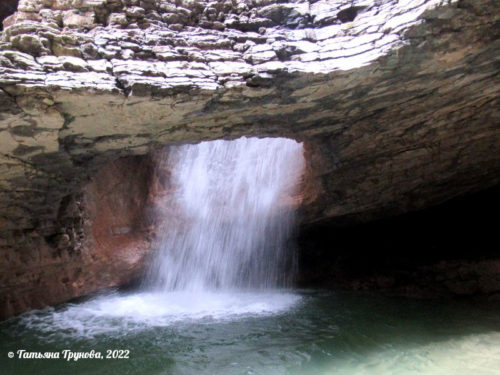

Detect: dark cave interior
[297,184,500,296]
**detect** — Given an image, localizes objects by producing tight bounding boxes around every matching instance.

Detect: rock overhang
[0,0,498,227]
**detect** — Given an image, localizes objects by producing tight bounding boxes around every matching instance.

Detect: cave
[0,0,499,373]
[298,184,500,295]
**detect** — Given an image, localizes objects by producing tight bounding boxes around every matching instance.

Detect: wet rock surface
[0,0,499,317]
[0,156,154,319]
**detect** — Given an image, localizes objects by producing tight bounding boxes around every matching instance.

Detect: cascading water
[5,139,500,375]
[146,137,305,292]
[8,137,305,337]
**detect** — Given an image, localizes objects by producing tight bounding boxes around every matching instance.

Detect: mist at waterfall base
[104,136,305,325]
[1,137,500,375]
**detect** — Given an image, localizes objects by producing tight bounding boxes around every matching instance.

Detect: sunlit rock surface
[0,0,499,317]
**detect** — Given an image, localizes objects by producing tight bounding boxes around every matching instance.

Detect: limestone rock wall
[0,155,154,319]
[0,0,499,317]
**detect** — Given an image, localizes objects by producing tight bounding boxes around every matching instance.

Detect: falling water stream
[1,137,500,374]
[146,137,304,291]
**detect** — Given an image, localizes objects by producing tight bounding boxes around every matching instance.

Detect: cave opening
[42,137,500,301]
[48,135,500,302]
[297,184,500,297]
[11,136,306,334]
[2,138,500,374]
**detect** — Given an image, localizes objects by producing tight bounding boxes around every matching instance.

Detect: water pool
[1,290,499,375]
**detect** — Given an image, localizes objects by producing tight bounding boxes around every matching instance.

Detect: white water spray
[146,137,305,292]
[16,137,305,335]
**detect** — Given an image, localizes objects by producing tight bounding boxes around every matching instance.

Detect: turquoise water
[1,290,499,375]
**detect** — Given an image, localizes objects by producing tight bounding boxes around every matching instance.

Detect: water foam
[18,137,305,338]
[18,291,301,338]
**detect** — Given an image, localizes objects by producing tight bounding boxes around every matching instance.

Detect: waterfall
[11,137,305,336]
[146,137,305,292]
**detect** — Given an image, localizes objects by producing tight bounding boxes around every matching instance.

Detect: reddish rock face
[0,143,308,319]
[0,156,155,319]
[85,155,155,268]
